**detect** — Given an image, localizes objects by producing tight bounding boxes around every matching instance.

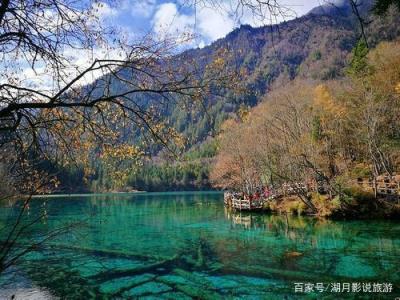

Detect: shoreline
[28,191,400,220]
[30,190,223,198]
[31,191,147,198]
[227,206,400,221]
[225,193,400,220]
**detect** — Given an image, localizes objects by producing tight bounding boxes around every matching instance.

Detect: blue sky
[1,0,326,89]
[98,0,324,48]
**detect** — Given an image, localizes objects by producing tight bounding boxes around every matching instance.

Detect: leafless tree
[0,0,293,274]
[0,0,231,274]
[190,0,295,24]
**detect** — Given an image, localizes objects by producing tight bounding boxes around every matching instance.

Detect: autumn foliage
[211,40,400,212]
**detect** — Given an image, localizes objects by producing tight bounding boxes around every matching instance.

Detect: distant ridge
[105,0,400,146]
[307,0,373,16]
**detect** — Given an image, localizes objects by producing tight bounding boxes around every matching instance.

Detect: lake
[0,192,399,299]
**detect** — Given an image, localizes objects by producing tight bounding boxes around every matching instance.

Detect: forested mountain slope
[162,1,400,145]
[211,39,400,217]
[61,1,400,192]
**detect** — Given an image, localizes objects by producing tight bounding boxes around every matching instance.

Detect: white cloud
[151,2,235,46]
[148,0,325,47]
[129,0,157,18]
[152,3,194,39]
[8,45,126,94]
[150,1,264,46]
[197,7,235,41]
[56,46,126,88]
[92,2,118,19]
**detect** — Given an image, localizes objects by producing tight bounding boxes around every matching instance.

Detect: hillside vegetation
[111,4,400,193]
[42,2,400,193]
[211,40,400,217]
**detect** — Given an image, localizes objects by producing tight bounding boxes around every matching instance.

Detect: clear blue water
[0,192,399,299]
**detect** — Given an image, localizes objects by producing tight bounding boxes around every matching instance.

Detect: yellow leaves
[212,57,225,69]
[17,165,59,195]
[168,128,185,149]
[396,82,400,94]
[219,118,237,134]
[35,103,132,183]
[237,106,250,122]
[101,144,144,160]
[313,84,346,119]
[153,122,166,133]
[206,48,228,70]
[100,143,144,189]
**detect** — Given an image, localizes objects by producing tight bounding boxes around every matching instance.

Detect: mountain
[59,1,400,192]
[308,0,359,16]
[160,0,400,146]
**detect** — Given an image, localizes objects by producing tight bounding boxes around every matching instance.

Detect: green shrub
[343,186,375,202]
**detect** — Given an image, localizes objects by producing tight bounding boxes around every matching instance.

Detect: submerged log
[284,251,303,258]
[89,255,179,282]
[172,283,222,300]
[216,264,317,281]
[213,264,375,283]
[45,243,171,262]
[111,277,155,298]
[169,268,223,300]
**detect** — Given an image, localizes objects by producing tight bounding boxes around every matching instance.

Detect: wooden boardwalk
[224,174,400,211]
[355,174,400,198]
[224,193,264,211]
[231,197,263,211]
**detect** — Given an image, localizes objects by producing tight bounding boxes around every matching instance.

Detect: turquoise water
[0,192,399,299]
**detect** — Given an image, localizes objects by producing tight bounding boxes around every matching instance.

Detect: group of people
[230,187,274,202]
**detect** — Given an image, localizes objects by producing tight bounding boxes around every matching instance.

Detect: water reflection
[0,192,399,299]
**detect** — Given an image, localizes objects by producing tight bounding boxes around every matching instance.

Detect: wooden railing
[224,174,400,210]
[355,176,400,198]
[224,183,308,211]
[224,192,264,211]
[231,197,263,210]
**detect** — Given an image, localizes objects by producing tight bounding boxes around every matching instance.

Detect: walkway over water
[224,174,400,211]
[355,174,400,198]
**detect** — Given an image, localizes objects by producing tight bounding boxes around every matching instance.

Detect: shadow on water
[0,192,399,299]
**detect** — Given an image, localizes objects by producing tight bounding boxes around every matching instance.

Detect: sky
[99,0,324,48]
[0,0,325,90]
